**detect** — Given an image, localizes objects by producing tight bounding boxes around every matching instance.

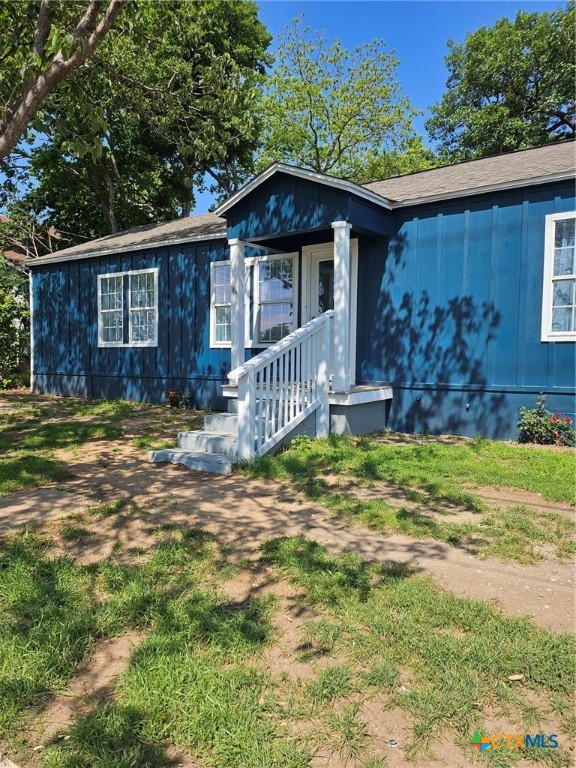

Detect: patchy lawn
[1,526,574,768]
[245,434,576,563]
[0,391,202,496]
[0,392,575,766]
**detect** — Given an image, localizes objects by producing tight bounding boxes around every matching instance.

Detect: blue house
[29,142,576,472]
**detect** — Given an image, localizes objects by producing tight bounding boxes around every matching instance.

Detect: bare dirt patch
[1,391,574,633]
[473,484,575,518]
[2,455,574,633]
[28,631,143,747]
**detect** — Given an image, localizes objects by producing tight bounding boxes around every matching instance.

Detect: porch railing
[227,310,333,460]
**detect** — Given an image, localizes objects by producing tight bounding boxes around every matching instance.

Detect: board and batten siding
[31,239,232,406]
[356,182,576,438]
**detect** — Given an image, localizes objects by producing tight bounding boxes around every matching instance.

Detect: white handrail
[227,310,334,385]
[230,310,333,460]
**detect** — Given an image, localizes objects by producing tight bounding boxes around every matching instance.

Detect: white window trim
[210,253,299,349]
[210,259,233,348]
[252,252,299,347]
[541,211,576,342]
[97,268,158,348]
[97,272,124,348]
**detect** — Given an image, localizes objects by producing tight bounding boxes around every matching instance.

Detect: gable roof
[363,141,575,205]
[214,162,393,216]
[28,142,575,267]
[29,212,226,266]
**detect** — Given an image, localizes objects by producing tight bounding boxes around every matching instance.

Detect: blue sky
[193,0,560,213]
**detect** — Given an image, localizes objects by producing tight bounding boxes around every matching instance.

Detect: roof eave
[27,230,227,268]
[385,170,575,208]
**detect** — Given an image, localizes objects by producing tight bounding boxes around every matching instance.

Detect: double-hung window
[98,268,158,347]
[129,271,157,343]
[209,254,297,347]
[542,212,576,341]
[99,275,123,345]
[210,261,232,346]
[254,256,296,344]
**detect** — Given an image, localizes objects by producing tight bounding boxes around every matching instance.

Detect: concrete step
[177,430,238,457]
[204,412,238,435]
[148,449,235,475]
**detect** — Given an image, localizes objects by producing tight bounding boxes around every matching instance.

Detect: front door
[302,241,358,386]
[312,255,335,316]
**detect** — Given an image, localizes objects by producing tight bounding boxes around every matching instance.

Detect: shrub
[0,256,29,389]
[165,390,195,409]
[518,394,575,447]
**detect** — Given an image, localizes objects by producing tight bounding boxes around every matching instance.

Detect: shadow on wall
[362,231,513,438]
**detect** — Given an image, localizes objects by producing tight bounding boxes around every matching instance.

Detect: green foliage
[426,5,575,159]
[248,433,575,504]
[0,255,29,388]
[166,389,195,409]
[0,412,122,496]
[518,394,576,447]
[246,434,576,562]
[258,15,435,183]
[4,1,272,243]
[0,532,103,735]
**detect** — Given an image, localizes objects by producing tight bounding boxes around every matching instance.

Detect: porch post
[229,238,245,370]
[331,220,352,392]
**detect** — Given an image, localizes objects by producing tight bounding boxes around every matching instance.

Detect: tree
[4,1,271,243]
[258,16,432,184]
[0,255,29,388]
[426,4,575,160]
[0,0,125,162]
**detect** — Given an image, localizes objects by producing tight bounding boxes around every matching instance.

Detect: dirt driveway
[1,432,574,634]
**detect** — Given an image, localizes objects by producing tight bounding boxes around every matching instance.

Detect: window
[255,256,295,343]
[129,271,156,344]
[99,275,123,345]
[98,268,158,347]
[209,253,297,348]
[210,261,232,346]
[542,212,576,342]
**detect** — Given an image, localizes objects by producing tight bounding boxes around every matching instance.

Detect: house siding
[31,239,233,407]
[31,174,575,440]
[356,182,576,438]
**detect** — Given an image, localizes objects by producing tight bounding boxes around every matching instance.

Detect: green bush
[518,394,575,447]
[0,256,29,389]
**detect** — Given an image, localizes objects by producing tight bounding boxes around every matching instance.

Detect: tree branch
[32,0,53,60]
[0,0,125,162]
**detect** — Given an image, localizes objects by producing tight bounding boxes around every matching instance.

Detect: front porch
[151,164,394,472]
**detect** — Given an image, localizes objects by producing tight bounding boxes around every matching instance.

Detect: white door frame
[301,239,358,388]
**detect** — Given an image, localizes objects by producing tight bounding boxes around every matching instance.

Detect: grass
[247,434,575,505]
[0,531,104,735]
[262,536,576,765]
[1,527,309,768]
[0,408,122,496]
[244,434,576,563]
[87,498,129,518]
[0,392,201,496]
[1,527,574,767]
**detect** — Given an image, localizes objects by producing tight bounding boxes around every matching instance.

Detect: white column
[332,220,352,392]
[229,238,245,370]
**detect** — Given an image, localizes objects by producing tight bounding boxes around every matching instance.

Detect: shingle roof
[362,141,575,203]
[31,212,226,264]
[29,142,575,267]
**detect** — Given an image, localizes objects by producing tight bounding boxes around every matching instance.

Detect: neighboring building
[0,215,66,267]
[28,142,576,470]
